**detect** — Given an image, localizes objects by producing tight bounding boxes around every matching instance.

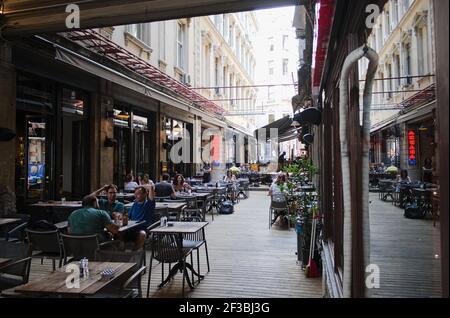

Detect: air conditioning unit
[181,74,192,86]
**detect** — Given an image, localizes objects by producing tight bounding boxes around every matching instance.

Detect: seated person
[268,173,286,197]
[155,173,176,199]
[125,185,156,250]
[223,170,237,182]
[173,174,192,193]
[396,169,411,184]
[140,173,154,186]
[68,195,119,243]
[124,173,139,192]
[90,184,124,220]
[377,163,386,173]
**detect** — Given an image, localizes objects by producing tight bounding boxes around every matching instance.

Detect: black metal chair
[0,241,31,292]
[182,227,210,285]
[146,232,193,298]
[61,234,100,264]
[237,180,250,199]
[269,194,290,229]
[182,196,203,222]
[93,249,146,298]
[0,214,30,242]
[378,181,395,202]
[25,229,64,271]
[162,200,183,221]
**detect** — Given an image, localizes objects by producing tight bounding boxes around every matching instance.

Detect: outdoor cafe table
[98,193,135,201]
[149,222,208,289]
[30,201,82,209]
[54,220,145,233]
[124,201,186,211]
[14,261,135,297]
[0,218,21,227]
[192,186,227,192]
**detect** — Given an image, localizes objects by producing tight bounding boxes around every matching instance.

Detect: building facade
[359,0,437,181]
[254,7,304,162]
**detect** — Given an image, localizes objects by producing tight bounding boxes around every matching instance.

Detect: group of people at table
[67,173,194,251]
[66,171,240,252]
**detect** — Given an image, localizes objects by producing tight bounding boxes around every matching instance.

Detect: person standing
[422,157,433,183]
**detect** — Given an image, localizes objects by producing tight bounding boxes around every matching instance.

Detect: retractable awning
[254,116,297,141]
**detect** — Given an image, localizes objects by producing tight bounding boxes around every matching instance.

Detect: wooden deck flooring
[22,192,442,298]
[26,192,323,298]
[368,193,442,297]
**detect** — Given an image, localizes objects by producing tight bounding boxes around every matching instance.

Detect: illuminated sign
[408,130,417,165]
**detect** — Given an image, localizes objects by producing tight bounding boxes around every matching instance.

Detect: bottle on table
[122,210,129,226]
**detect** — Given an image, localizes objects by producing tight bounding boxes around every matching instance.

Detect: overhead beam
[0,0,297,38]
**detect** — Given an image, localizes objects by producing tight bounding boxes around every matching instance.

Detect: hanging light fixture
[117,110,130,120]
[418,123,429,132]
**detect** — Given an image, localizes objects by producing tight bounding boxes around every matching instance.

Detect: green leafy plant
[283,158,318,185]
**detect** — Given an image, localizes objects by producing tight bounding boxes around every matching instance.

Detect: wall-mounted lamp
[116,110,130,120]
[418,124,429,132]
[0,127,16,142]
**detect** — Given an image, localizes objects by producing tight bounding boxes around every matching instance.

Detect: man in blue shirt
[124,184,156,250]
[90,184,124,219]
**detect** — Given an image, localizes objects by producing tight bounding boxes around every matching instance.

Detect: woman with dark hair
[173,174,192,192]
[396,169,411,183]
[139,173,153,186]
[223,170,237,182]
[422,157,433,183]
[124,173,139,192]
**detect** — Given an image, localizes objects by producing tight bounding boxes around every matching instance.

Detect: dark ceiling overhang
[0,0,297,38]
[254,116,299,141]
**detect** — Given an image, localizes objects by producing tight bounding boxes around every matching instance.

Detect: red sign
[408,130,417,165]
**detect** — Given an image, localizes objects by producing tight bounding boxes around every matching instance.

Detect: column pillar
[98,79,114,187]
[0,42,17,201]
[410,27,419,79]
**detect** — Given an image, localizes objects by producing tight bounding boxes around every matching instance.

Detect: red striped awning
[312,0,335,88]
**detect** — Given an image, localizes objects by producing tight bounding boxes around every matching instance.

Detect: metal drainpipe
[339,45,379,298]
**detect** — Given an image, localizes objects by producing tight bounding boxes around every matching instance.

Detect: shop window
[16,73,53,113]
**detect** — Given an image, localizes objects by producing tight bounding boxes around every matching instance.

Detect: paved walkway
[368,193,442,297]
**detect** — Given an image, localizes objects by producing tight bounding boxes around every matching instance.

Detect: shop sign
[408,130,417,165]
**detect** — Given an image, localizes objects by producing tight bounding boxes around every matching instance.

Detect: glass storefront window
[27,120,47,200]
[60,87,89,199]
[133,114,148,130]
[16,73,53,113]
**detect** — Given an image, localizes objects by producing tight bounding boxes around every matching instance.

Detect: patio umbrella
[386,165,399,174]
[229,166,241,173]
